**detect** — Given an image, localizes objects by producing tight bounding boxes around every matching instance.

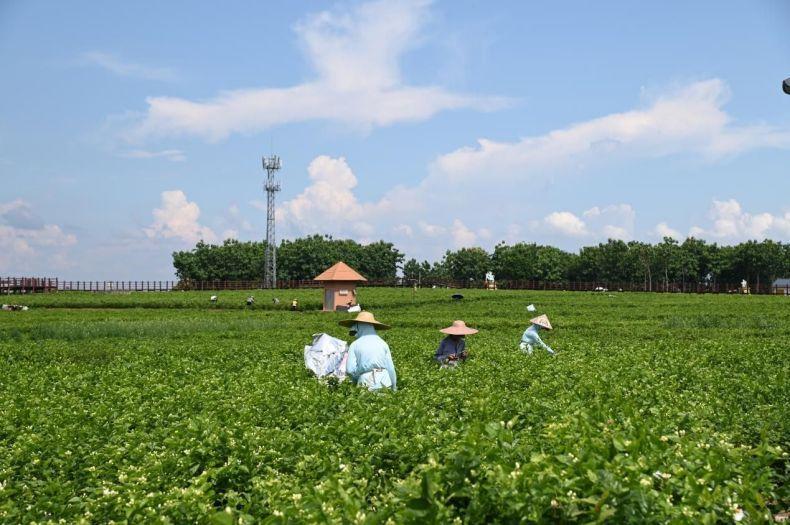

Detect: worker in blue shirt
[340,311,397,391]
[520,314,556,355]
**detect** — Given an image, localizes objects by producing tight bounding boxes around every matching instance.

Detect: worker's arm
[345,345,359,379]
[532,332,555,354]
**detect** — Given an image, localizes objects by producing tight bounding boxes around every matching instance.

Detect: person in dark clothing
[434,320,478,367]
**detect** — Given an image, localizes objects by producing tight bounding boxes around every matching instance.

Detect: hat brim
[339,318,391,330]
[440,327,478,335]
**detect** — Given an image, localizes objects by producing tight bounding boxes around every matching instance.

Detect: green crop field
[0,289,788,523]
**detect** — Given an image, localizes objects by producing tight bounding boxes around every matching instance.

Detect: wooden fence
[1,277,58,294]
[3,276,789,295]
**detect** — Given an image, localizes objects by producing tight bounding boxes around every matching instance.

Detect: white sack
[304,333,349,381]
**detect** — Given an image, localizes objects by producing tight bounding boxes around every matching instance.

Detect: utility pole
[262,155,282,288]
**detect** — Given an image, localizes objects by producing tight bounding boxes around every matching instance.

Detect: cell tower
[262,155,282,288]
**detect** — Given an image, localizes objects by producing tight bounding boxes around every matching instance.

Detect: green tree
[442,247,491,282]
[654,237,681,291]
[358,241,403,280]
[172,239,266,281]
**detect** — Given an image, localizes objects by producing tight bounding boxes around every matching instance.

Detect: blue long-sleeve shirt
[345,323,397,391]
[521,324,554,354]
[434,336,466,362]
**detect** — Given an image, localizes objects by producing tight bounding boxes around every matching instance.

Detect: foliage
[175,236,403,282]
[174,237,789,289]
[442,247,491,282]
[492,243,575,282]
[0,289,788,522]
[173,240,266,281]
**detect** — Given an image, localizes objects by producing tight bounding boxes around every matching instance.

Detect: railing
[3,277,788,295]
[1,277,58,294]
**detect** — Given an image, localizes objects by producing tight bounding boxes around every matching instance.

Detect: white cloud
[121,149,186,162]
[583,204,635,240]
[393,224,413,237]
[221,229,239,240]
[144,190,217,243]
[688,198,790,240]
[602,225,630,240]
[273,78,790,259]
[81,51,176,82]
[543,211,588,236]
[419,222,447,237]
[127,0,505,141]
[0,199,77,273]
[450,219,477,247]
[433,79,790,182]
[653,222,682,240]
[278,155,375,239]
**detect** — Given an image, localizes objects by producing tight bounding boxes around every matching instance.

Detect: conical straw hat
[339,311,390,330]
[439,320,479,336]
[530,314,552,330]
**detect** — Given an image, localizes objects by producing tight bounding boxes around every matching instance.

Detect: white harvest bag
[304,333,349,381]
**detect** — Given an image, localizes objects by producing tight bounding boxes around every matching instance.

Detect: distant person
[520,315,555,355]
[340,311,397,391]
[435,320,478,367]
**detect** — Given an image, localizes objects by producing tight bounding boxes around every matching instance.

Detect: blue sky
[1,0,789,279]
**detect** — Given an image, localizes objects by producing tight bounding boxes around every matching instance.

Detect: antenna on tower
[262,155,282,289]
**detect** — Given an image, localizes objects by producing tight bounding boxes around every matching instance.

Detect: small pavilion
[314,262,367,312]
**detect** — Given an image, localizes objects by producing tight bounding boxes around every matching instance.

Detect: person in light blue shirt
[340,311,397,391]
[520,314,556,355]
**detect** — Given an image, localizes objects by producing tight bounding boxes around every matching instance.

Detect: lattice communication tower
[262,155,282,288]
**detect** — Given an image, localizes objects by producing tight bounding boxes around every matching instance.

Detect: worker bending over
[520,315,555,355]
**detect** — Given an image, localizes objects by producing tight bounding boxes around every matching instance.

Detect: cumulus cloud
[0,199,77,273]
[144,190,217,243]
[81,51,177,82]
[537,204,635,240]
[277,155,376,239]
[653,222,683,240]
[273,78,790,259]
[450,219,477,247]
[128,0,505,141]
[687,199,790,240]
[432,79,790,182]
[583,204,635,240]
[543,211,588,236]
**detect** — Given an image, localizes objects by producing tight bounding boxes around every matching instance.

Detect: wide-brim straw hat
[339,311,391,330]
[530,314,552,330]
[440,320,479,336]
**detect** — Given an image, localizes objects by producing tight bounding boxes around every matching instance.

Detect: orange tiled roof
[314,261,367,282]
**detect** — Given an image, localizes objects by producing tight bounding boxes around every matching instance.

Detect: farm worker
[339,311,397,391]
[435,320,478,367]
[520,315,555,355]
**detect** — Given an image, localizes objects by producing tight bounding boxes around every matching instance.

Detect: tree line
[172,236,790,289]
[172,235,403,282]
